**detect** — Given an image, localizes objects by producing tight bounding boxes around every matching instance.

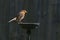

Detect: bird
[8,10,27,24]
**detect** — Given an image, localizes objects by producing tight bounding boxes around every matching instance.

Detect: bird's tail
[8,17,16,23]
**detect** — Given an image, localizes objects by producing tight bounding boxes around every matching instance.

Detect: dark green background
[0,0,60,40]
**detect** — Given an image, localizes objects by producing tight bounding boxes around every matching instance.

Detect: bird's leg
[18,20,23,24]
[18,22,23,24]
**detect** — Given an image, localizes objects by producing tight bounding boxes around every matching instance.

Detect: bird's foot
[18,22,23,24]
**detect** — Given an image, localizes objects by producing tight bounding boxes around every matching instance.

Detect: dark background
[0,0,60,40]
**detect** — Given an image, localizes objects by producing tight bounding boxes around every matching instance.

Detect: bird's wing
[16,13,23,21]
[17,12,25,22]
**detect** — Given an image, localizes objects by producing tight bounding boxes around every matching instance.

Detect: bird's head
[20,10,27,14]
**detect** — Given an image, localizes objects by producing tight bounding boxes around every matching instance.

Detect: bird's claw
[18,22,23,24]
